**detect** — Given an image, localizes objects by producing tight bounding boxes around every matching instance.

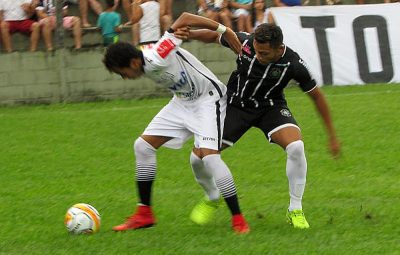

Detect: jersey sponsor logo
[242,44,251,55]
[168,71,188,91]
[241,54,253,62]
[176,91,195,100]
[156,39,176,58]
[280,109,292,117]
[202,137,216,141]
[159,71,175,82]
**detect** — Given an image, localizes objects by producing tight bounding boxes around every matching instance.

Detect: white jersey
[0,0,32,21]
[142,31,227,101]
[139,1,160,43]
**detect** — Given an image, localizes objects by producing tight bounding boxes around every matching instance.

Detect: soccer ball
[64,203,101,234]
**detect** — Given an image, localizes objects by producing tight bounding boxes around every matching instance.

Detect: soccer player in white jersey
[103,12,250,234]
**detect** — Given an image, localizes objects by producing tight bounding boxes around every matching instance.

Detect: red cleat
[232,214,250,234]
[112,205,156,231]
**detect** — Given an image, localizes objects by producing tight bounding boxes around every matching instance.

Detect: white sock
[190,152,220,201]
[134,137,157,182]
[286,140,307,211]
[202,154,237,199]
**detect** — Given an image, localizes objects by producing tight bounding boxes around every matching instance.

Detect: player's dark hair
[254,23,283,49]
[105,0,115,7]
[103,42,143,72]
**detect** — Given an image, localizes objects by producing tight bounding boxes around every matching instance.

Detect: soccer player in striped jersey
[102,12,249,234]
[177,23,341,229]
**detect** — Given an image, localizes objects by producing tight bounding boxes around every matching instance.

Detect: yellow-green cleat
[190,197,220,225]
[286,209,310,229]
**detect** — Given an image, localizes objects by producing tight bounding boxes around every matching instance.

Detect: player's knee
[134,137,156,158]
[202,153,222,166]
[286,140,305,159]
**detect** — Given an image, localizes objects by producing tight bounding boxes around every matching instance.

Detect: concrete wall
[0,41,237,105]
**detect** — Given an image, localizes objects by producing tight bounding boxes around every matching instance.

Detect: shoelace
[292,212,306,223]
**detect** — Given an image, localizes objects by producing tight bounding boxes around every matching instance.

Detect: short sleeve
[294,58,317,92]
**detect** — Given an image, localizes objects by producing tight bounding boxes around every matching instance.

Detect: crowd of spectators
[0,0,397,53]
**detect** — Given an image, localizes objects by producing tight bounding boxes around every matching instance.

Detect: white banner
[271,4,400,85]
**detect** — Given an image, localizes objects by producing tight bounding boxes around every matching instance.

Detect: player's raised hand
[224,28,242,55]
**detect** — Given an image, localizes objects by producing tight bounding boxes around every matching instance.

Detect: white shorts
[232,8,250,18]
[143,93,227,150]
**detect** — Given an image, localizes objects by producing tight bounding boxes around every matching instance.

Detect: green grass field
[1,84,399,255]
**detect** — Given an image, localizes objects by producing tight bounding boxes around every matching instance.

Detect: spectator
[268,0,302,24]
[197,0,232,29]
[97,0,122,46]
[121,0,133,25]
[131,0,161,45]
[229,0,253,32]
[0,0,40,53]
[80,0,103,28]
[36,0,82,51]
[251,0,268,31]
[159,0,173,33]
[0,10,2,48]
[121,0,172,31]
[273,0,301,6]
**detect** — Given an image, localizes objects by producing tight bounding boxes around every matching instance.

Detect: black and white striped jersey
[220,32,317,108]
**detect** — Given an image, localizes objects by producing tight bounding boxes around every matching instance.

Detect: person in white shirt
[0,0,40,52]
[103,12,250,234]
[130,0,160,45]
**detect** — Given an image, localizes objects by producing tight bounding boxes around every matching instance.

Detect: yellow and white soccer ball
[64,203,101,234]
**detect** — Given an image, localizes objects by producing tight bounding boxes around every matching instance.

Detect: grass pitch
[0,84,399,254]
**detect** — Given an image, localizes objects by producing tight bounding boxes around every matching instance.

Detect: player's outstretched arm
[307,87,341,158]
[171,12,242,54]
[175,28,220,44]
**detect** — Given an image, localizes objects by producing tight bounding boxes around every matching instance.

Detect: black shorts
[222,104,299,145]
